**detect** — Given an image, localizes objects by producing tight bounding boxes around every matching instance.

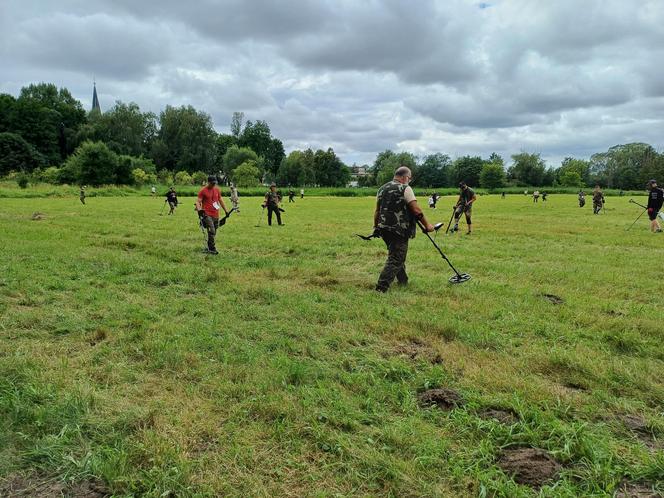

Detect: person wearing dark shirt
[165,187,178,215]
[263,183,284,226]
[592,185,604,214]
[195,175,229,254]
[578,190,586,207]
[451,182,477,234]
[288,188,296,203]
[542,192,548,202]
[646,179,663,233]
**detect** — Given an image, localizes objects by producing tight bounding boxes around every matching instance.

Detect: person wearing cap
[165,186,178,215]
[374,166,434,293]
[263,183,284,226]
[451,181,477,234]
[646,179,663,232]
[195,175,229,254]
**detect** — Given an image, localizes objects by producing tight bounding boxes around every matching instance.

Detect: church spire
[91,80,101,113]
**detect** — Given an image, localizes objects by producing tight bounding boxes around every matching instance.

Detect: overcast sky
[2,0,663,167]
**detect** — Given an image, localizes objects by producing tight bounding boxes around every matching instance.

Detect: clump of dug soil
[478,408,519,425]
[615,480,659,498]
[497,448,561,488]
[541,293,564,305]
[417,388,463,410]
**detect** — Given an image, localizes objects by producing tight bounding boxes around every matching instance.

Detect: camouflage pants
[593,202,602,214]
[203,216,220,251]
[376,232,409,291]
[168,201,176,214]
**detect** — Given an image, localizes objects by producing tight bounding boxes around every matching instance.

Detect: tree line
[1,82,662,189]
[0,83,350,187]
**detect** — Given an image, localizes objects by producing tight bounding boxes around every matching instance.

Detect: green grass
[0,194,662,497]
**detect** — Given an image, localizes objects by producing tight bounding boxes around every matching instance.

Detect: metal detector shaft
[626,208,647,231]
[629,199,647,209]
[444,207,456,234]
[418,221,463,277]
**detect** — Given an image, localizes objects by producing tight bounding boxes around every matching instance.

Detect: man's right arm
[407,201,434,232]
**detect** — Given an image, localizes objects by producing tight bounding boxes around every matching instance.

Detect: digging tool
[159,199,167,216]
[417,221,471,284]
[444,207,456,235]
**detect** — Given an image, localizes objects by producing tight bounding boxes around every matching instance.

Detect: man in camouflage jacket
[374,166,434,292]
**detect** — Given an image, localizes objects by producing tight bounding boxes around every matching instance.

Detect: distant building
[91,82,101,114]
[348,165,369,187]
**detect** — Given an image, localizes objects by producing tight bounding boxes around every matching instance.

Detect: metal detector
[444,207,456,234]
[626,199,647,231]
[159,199,167,216]
[418,221,471,284]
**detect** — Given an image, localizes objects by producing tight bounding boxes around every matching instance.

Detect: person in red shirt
[196,175,229,255]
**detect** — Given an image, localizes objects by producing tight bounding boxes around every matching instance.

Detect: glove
[198,209,205,218]
[648,208,654,214]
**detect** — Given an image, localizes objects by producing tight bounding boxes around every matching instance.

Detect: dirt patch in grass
[621,414,662,449]
[615,480,660,497]
[478,408,519,425]
[391,338,444,365]
[541,293,564,305]
[0,474,109,497]
[497,448,561,488]
[30,212,46,221]
[417,388,464,410]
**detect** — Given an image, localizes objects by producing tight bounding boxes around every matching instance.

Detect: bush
[157,169,173,185]
[233,161,261,187]
[480,163,506,190]
[41,166,60,184]
[0,132,46,175]
[60,141,120,186]
[191,171,208,185]
[174,171,192,185]
[132,168,149,185]
[17,173,29,189]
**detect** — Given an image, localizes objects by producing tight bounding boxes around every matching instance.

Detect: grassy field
[0,193,662,497]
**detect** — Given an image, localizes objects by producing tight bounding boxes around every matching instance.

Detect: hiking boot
[375,285,388,293]
[207,249,219,255]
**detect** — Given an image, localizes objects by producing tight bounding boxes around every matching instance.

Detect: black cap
[647,179,657,185]
[459,181,466,187]
[207,175,217,184]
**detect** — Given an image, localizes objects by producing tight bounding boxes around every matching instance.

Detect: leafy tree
[0,94,16,133]
[0,132,46,175]
[589,143,663,189]
[216,134,237,164]
[233,160,261,187]
[17,172,29,189]
[558,157,590,186]
[266,138,286,175]
[154,105,217,173]
[508,152,546,186]
[451,156,484,187]
[313,148,350,187]
[415,153,451,187]
[59,141,120,186]
[223,145,259,176]
[86,101,157,157]
[479,163,506,189]
[488,152,504,167]
[374,151,417,186]
[559,170,583,187]
[238,120,284,173]
[230,112,244,138]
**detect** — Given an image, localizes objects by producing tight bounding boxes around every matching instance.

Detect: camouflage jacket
[376,181,416,239]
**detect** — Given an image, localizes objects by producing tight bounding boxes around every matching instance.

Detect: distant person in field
[428,194,435,209]
[165,186,178,215]
[288,188,296,203]
[230,183,240,212]
[432,192,440,208]
[578,190,586,207]
[592,185,605,214]
[374,166,434,293]
[524,189,528,196]
[300,188,304,199]
[263,183,284,226]
[151,186,156,196]
[533,190,540,203]
[79,186,86,205]
[451,182,477,234]
[501,192,506,199]
[542,191,548,202]
[196,175,230,255]
[646,179,663,232]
